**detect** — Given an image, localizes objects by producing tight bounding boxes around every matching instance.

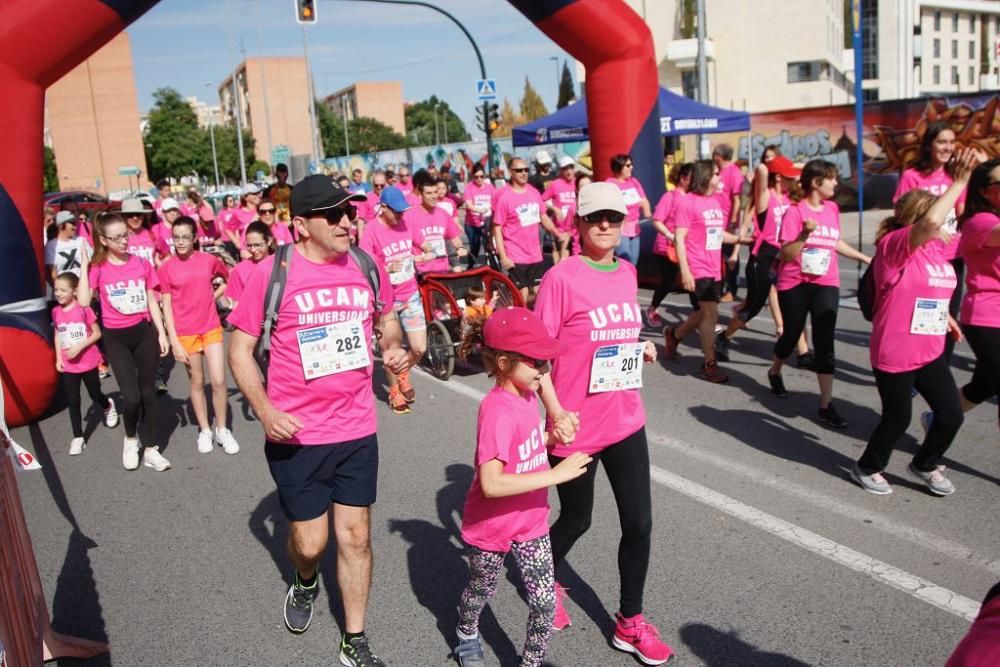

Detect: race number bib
[705,226,723,251]
[910,299,949,336]
[589,343,644,393]
[57,322,88,350]
[474,195,492,214]
[297,321,370,380]
[516,203,541,227]
[108,285,147,315]
[426,238,447,258]
[800,248,832,276]
[622,188,641,205]
[390,257,415,285]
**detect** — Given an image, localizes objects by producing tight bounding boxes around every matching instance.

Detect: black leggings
[650,255,680,310]
[738,242,779,323]
[548,427,652,618]
[775,284,839,374]
[945,259,964,362]
[962,324,1000,419]
[61,368,110,438]
[103,321,159,442]
[721,243,740,297]
[858,353,964,474]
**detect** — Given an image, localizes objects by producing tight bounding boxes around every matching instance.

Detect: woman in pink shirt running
[461,164,496,270]
[852,149,975,497]
[647,162,692,327]
[451,307,589,667]
[605,153,651,265]
[225,221,274,310]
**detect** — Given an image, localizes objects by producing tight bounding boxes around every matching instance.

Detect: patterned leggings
[457,534,556,667]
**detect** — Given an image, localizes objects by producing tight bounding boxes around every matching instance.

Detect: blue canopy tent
[512,86,750,147]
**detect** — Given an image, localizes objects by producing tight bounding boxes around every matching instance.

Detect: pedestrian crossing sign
[476,79,497,101]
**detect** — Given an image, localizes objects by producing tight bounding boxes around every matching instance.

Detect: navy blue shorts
[265,434,379,522]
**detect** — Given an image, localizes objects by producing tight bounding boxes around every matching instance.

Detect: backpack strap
[347,245,384,317]
[255,243,293,380]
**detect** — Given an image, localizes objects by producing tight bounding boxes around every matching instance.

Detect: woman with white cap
[605,153,652,265]
[542,155,578,264]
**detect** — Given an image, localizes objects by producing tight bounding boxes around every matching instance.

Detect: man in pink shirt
[713,144,746,302]
[405,174,467,274]
[228,175,410,665]
[493,157,566,306]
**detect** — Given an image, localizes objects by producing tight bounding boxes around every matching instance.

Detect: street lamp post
[433,103,440,145]
[550,56,559,106]
[205,81,221,191]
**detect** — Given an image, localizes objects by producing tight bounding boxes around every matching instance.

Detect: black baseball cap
[290,174,366,218]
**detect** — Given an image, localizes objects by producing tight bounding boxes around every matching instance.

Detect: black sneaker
[714,332,731,362]
[339,634,386,667]
[768,372,788,398]
[283,572,317,634]
[796,352,816,370]
[818,402,848,429]
[156,379,169,395]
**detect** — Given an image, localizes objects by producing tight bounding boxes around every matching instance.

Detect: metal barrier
[0,430,109,665]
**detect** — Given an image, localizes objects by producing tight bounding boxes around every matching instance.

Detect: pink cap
[483,307,562,360]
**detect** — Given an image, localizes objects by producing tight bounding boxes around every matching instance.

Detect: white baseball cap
[160,197,180,212]
[55,211,76,225]
[557,155,575,168]
[534,150,552,165]
[241,183,262,196]
[576,182,627,217]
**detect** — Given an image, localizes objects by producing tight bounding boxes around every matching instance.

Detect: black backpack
[253,243,383,380]
[858,253,904,322]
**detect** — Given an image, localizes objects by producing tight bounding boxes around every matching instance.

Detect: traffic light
[477,103,501,134]
[295,0,317,24]
[487,103,499,133]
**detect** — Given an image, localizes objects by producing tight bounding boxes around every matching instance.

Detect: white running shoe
[143,446,171,472]
[215,427,240,455]
[104,398,119,428]
[197,429,215,454]
[123,437,140,470]
[69,437,86,456]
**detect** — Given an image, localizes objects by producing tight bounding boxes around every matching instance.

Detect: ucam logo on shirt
[588,302,642,342]
[925,262,958,288]
[294,288,371,325]
[515,419,548,474]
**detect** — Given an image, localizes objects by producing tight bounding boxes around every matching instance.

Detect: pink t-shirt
[397,180,414,197]
[229,207,257,239]
[460,386,550,552]
[958,212,1000,327]
[405,205,458,274]
[894,167,966,259]
[652,190,683,256]
[88,255,160,329]
[126,229,157,265]
[605,176,646,238]
[157,252,228,336]
[225,258,263,303]
[675,193,726,280]
[52,303,103,374]
[151,222,174,259]
[752,191,791,256]
[543,178,577,233]
[153,197,166,222]
[218,208,239,236]
[194,220,220,247]
[493,186,545,265]
[870,227,958,372]
[715,162,744,226]
[777,200,842,290]
[534,257,645,455]
[463,181,496,228]
[228,248,392,445]
[360,216,419,303]
[75,220,94,246]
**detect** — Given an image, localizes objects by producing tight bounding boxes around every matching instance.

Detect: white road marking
[416,369,984,622]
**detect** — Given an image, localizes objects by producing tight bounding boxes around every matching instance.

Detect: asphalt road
[11,242,999,667]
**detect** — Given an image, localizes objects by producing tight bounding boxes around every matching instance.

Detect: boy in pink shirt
[404,176,467,274]
[543,155,578,263]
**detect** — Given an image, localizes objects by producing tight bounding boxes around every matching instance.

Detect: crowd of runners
[39,123,1000,665]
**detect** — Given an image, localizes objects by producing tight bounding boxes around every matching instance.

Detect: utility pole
[433,103,440,145]
[696,0,709,158]
[254,0,273,163]
[225,0,248,185]
[549,56,559,106]
[341,95,351,157]
[205,81,221,191]
[302,24,322,169]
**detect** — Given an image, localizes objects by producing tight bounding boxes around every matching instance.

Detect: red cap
[767,155,801,178]
[483,307,562,360]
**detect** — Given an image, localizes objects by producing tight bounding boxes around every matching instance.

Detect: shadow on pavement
[680,622,814,666]
[387,464,518,665]
[27,425,112,667]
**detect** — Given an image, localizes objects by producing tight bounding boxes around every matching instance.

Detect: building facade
[219,57,314,166]
[45,32,146,194]
[322,81,406,135]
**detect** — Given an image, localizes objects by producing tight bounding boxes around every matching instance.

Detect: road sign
[117,166,140,176]
[476,79,497,101]
[271,144,291,168]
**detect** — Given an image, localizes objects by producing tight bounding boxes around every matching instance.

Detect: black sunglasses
[582,210,626,225]
[511,167,530,173]
[312,204,357,223]
[258,208,276,214]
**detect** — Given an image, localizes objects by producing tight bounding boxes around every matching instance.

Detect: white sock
[456,627,478,642]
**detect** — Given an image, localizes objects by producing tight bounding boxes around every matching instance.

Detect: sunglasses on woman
[258,207,276,215]
[582,210,626,224]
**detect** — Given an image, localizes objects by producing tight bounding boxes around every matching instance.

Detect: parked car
[43,191,114,215]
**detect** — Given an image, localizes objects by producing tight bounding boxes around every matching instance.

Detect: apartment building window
[934,38,941,57]
[969,41,976,59]
[970,66,976,85]
[862,0,879,79]
[681,70,699,100]
[952,65,959,84]
[863,89,880,102]
[934,11,941,31]
[933,65,941,84]
[969,15,976,33]
[952,40,959,58]
[952,13,959,32]
[788,61,821,82]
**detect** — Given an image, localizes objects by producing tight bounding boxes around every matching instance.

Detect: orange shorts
[177,327,223,355]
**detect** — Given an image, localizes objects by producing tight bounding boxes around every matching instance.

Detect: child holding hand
[52,272,118,455]
[453,306,589,667]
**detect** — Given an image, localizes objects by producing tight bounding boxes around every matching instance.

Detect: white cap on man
[534,150,552,166]
[557,155,575,169]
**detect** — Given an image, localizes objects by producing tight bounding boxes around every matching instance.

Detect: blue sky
[126,0,574,141]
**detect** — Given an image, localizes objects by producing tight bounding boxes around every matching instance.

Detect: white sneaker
[104,398,119,428]
[69,437,86,456]
[215,427,240,455]
[143,446,171,472]
[197,429,215,454]
[123,437,140,470]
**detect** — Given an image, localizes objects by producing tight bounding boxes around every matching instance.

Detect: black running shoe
[156,379,169,395]
[339,634,386,667]
[818,402,848,429]
[714,332,731,362]
[283,572,318,634]
[796,352,816,370]
[768,372,788,398]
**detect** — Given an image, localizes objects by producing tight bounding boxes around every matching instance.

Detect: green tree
[317,101,410,156]
[404,96,471,146]
[43,146,59,192]
[143,87,207,182]
[210,123,256,182]
[557,61,575,109]
[519,77,549,122]
[493,98,522,138]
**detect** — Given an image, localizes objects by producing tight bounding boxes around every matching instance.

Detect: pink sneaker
[612,612,675,665]
[553,582,571,630]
